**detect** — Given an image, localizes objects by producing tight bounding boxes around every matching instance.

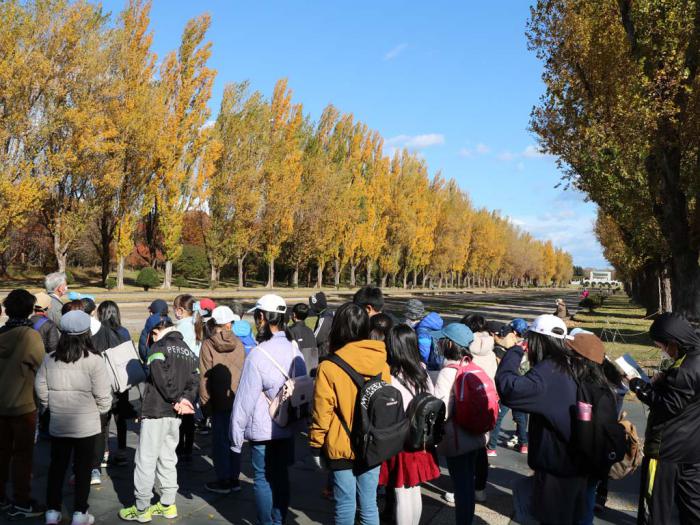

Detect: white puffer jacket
[469,331,498,380]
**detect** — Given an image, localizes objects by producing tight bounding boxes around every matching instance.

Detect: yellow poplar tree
[151,13,215,288]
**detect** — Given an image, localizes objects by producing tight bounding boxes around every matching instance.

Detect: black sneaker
[0,498,11,511]
[6,501,45,520]
[205,481,231,495]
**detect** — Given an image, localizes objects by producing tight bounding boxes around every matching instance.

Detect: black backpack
[404,391,446,451]
[327,354,409,469]
[571,379,627,478]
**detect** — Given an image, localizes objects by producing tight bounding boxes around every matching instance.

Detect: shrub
[105,277,117,290]
[65,270,75,285]
[173,275,188,290]
[173,244,209,281]
[136,267,161,291]
[579,294,606,313]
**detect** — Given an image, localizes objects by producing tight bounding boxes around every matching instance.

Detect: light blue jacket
[229,331,306,452]
[175,317,201,357]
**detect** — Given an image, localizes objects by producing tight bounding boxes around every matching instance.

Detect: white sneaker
[90,468,101,485]
[506,435,519,448]
[101,452,109,468]
[443,491,455,504]
[45,509,62,524]
[475,489,487,503]
[70,511,95,525]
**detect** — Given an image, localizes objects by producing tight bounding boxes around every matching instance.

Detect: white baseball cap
[211,306,235,325]
[529,314,568,340]
[247,294,287,314]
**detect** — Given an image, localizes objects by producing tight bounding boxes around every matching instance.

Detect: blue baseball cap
[510,318,529,337]
[430,323,474,348]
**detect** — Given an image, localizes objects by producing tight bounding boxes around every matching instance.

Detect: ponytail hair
[254,309,292,343]
[174,294,205,344]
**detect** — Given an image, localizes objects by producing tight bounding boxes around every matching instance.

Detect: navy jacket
[496,346,580,477]
[138,313,166,362]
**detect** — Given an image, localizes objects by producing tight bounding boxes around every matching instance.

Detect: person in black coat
[496,314,589,523]
[288,303,318,375]
[309,292,333,359]
[629,313,700,525]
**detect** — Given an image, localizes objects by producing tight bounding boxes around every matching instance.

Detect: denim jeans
[250,439,293,525]
[576,479,598,525]
[332,466,380,525]
[488,403,528,449]
[211,410,240,483]
[446,451,476,525]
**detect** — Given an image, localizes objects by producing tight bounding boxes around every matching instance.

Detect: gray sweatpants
[134,417,181,510]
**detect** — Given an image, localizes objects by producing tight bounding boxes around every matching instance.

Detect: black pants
[48,434,98,514]
[177,414,194,455]
[475,447,488,491]
[638,457,700,525]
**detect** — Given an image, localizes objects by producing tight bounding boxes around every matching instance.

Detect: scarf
[0,318,35,335]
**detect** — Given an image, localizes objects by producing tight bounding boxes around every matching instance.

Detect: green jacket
[0,326,44,416]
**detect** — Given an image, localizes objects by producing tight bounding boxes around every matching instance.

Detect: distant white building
[589,270,612,282]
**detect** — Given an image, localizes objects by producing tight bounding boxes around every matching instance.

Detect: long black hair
[528,331,608,387]
[54,332,96,363]
[254,310,292,343]
[329,302,369,353]
[97,300,122,331]
[386,324,429,394]
[369,313,393,342]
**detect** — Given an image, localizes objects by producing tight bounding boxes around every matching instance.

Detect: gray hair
[45,272,67,293]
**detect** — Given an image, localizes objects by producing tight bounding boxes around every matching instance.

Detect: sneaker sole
[119,514,151,523]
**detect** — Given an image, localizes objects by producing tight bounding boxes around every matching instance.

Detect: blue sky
[101,0,607,269]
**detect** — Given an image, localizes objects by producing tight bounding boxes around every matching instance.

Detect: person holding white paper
[629,312,700,525]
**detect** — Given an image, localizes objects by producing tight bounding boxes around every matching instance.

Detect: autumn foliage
[0,0,573,289]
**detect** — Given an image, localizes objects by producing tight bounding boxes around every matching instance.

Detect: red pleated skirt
[379,449,440,488]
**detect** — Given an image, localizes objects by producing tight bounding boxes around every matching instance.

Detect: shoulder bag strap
[257,346,290,380]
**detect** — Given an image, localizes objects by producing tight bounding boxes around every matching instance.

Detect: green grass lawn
[571,294,660,366]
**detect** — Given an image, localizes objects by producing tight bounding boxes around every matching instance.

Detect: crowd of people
[0,271,699,524]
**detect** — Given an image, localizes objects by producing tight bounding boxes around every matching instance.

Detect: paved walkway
[0,399,645,525]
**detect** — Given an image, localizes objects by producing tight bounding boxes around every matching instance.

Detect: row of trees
[1,0,573,290]
[528,0,700,317]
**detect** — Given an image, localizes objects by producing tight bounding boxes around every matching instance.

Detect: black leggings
[178,415,194,455]
[475,447,488,491]
[48,434,97,513]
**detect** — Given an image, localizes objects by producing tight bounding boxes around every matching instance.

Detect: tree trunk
[438,273,443,288]
[412,269,418,288]
[334,258,340,288]
[99,217,111,286]
[317,261,324,288]
[237,255,246,288]
[350,262,356,287]
[117,257,125,290]
[402,270,408,289]
[266,257,275,288]
[162,260,172,289]
[660,265,673,313]
[422,272,428,288]
[210,264,219,288]
[366,260,372,285]
[381,273,388,288]
[307,267,312,288]
[293,263,299,288]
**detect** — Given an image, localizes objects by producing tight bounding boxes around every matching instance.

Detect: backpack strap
[326,354,367,390]
[33,316,49,331]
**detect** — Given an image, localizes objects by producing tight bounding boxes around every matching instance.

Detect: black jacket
[141,329,199,419]
[496,346,580,477]
[92,323,130,354]
[289,321,318,374]
[632,349,700,463]
[313,310,334,359]
[30,314,60,354]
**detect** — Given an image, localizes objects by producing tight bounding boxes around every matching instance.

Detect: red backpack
[445,357,499,434]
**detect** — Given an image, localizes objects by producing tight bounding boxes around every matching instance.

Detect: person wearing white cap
[199,307,245,495]
[231,294,306,525]
[495,314,593,524]
[36,310,112,525]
